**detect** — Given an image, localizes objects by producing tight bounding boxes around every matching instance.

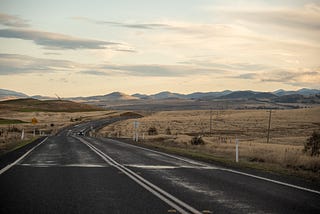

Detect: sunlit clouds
[0,0,319,96]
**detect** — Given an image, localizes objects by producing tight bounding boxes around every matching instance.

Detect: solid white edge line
[0,137,48,175]
[101,137,320,196]
[76,136,201,214]
[221,168,320,195]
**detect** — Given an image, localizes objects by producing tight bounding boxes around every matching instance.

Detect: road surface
[1,117,319,214]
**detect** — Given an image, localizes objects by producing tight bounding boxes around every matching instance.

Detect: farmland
[99,107,320,180]
[0,98,118,154]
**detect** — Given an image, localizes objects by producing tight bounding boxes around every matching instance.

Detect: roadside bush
[8,126,20,132]
[304,131,320,156]
[191,135,205,145]
[165,127,172,135]
[148,127,158,135]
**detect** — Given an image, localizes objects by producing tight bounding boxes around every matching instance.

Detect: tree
[304,131,320,156]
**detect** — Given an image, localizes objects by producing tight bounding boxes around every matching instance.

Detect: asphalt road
[1,117,319,214]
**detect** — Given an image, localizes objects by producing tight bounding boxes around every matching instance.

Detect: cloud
[72,17,171,30]
[231,69,320,87]
[0,28,122,50]
[101,64,227,77]
[260,70,320,83]
[205,3,320,43]
[233,73,258,79]
[180,60,271,72]
[0,53,80,75]
[0,13,29,27]
[0,53,225,77]
[227,3,320,32]
[79,70,108,76]
[43,52,61,55]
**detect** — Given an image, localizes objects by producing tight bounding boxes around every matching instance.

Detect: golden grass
[99,107,320,177]
[0,110,119,153]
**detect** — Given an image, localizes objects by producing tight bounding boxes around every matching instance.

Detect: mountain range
[1,88,320,102]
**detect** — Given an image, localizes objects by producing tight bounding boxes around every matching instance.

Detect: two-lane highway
[1,117,320,213]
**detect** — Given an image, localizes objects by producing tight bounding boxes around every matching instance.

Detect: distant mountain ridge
[1,88,319,101]
[217,91,278,100]
[273,88,320,96]
[71,92,138,101]
[0,89,28,100]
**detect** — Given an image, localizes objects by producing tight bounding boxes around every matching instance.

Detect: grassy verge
[0,118,28,124]
[0,137,40,156]
[123,139,320,183]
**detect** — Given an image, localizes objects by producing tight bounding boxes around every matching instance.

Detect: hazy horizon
[1,0,319,97]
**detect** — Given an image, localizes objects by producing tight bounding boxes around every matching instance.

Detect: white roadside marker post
[236,138,239,163]
[133,121,140,142]
[21,129,24,140]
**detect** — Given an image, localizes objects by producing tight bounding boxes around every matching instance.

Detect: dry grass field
[0,110,118,154]
[100,107,320,179]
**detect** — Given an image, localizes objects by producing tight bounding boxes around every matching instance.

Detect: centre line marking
[75,136,202,214]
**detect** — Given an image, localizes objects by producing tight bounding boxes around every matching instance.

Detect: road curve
[0,117,319,214]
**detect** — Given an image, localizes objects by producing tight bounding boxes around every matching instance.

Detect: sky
[0,0,319,97]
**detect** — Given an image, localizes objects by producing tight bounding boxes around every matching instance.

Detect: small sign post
[31,118,38,125]
[31,117,38,137]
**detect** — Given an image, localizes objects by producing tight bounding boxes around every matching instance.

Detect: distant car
[78,131,84,136]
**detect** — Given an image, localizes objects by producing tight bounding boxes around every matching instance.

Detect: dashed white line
[18,163,108,168]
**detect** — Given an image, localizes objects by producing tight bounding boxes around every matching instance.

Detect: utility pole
[267,110,272,143]
[209,108,212,136]
[235,138,239,162]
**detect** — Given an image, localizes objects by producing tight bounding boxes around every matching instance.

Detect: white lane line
[102,138,320,195]
[0,137,48,175]
[18,163,108,168]
[124,164,180,169]
[124,164,219,170]
[220,168,320,195]
[76,137,201,214]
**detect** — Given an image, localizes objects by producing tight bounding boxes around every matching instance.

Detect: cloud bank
[0,28,122,50]
[0,13,29,27]
[0,53,79,75]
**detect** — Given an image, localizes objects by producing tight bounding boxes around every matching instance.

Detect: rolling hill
[0,98,103,112]
[216,91,278,100]
[72,92,138,102]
